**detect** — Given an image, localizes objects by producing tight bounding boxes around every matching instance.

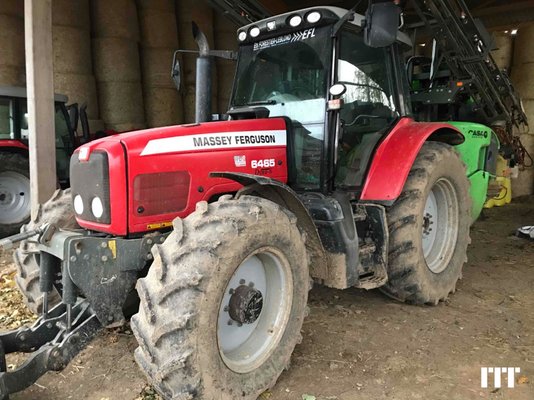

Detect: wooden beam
[24,0,56,219]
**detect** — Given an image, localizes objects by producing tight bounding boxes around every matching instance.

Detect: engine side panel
[123,118,289,234]
[360,117,464,202]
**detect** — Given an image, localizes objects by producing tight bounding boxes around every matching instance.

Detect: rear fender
[0,141,29,155]
[360,118,464,202]
[210,172,328,280]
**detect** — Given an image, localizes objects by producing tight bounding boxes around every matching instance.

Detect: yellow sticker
[108,240,117,259]
[147,221,173,230]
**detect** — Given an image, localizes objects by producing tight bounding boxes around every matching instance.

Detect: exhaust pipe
[192,22,212,123]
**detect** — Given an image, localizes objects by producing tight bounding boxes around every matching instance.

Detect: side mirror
[364,2,401,48]
[171,51,181,91]
[67,103,79,132]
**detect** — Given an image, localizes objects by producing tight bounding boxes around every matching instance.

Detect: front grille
[70,151,111,224]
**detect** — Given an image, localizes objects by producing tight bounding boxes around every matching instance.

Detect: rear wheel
[131,195,309,400]
[0,152,31,238]
[381,142,471,304]
[14,189,78,313]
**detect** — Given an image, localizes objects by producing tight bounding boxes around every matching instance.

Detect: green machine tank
[448,122,499,223]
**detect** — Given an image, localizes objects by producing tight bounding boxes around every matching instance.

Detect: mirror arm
[332,0,362,37]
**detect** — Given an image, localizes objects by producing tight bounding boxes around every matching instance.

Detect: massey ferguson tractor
[0,86,93,238]
[0,1,528,399]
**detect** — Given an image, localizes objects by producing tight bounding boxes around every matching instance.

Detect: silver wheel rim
[217,247,293,373]
[422,178,459,273]
[0,171,31,225]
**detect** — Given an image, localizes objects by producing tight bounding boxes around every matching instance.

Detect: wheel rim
[0,171,31,225]
[422,178,459,273]
[217,247,293,373]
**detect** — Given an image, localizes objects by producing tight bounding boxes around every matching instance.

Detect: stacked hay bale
[138,0,184,127]
[491,31,513,72]
[91,0,145,131]
[52,0,103,132]
[214,13,238,114]
[0,1,25,86]
[511,24,534,197]
[176,0,217,122]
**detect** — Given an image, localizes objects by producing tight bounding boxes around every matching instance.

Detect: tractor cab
[0,86,88,184]
[228,6,412,193]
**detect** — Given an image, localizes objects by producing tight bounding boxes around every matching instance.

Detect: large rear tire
[131,195,309,400]
[380,142,471,305]
[0,152,31,238]
[14,189,78,313]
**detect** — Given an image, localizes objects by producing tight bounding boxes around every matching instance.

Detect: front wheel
[381,142,471,305]
[131,195,309,400]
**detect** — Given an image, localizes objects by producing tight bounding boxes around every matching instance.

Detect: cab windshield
[232,25,331,107]
[231,25,332,190]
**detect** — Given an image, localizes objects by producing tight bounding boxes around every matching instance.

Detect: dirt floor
[0,198,533,400]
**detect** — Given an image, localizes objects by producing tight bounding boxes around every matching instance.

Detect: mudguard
[360,118,464,202]
[210,172,329,281]
[0,140,29,153]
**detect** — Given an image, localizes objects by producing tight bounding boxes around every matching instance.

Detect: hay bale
[137,0,174,12]
[139,10,178,48]
[105,121,146,132]
[140,48,177,88]
[511,63,534,100]
[0,15,25,67]
[522,99,534,121]
[53,26,92,74]
[0,66,25,86]
[52,0,90,30]
[511,133,534,197]
[513,24,534,66]
[491,31,512,71]
[91,0,139,41]
[54,73,99,119]
[97,81,145,125]
[88,119,105,133]
[92,38,142,83]
[143,87,183,127]
[0,1,24,18]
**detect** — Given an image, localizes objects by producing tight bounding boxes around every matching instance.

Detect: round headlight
[249,26,260,38]
[238,31,247,42]
[73,195,84,215]
[306,11,321,24]
[289,15,302,27]
[91,197,104,218]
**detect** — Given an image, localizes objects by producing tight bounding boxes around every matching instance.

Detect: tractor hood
[71,118,289,235]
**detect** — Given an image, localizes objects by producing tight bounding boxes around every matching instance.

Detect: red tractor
[0,4,478,399]
[0,86,97,237]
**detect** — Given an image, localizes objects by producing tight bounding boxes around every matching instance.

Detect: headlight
[249,26,260,38]
[289,15,302,27]
[74,195,84,215]
[238,31,247,41]
[91,197,104,218]
[306,11,321,23]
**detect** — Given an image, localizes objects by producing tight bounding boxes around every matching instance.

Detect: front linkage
[0,224,166,398]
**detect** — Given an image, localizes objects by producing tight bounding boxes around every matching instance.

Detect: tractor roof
[237,6,412,47]
[0,86,68,103]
